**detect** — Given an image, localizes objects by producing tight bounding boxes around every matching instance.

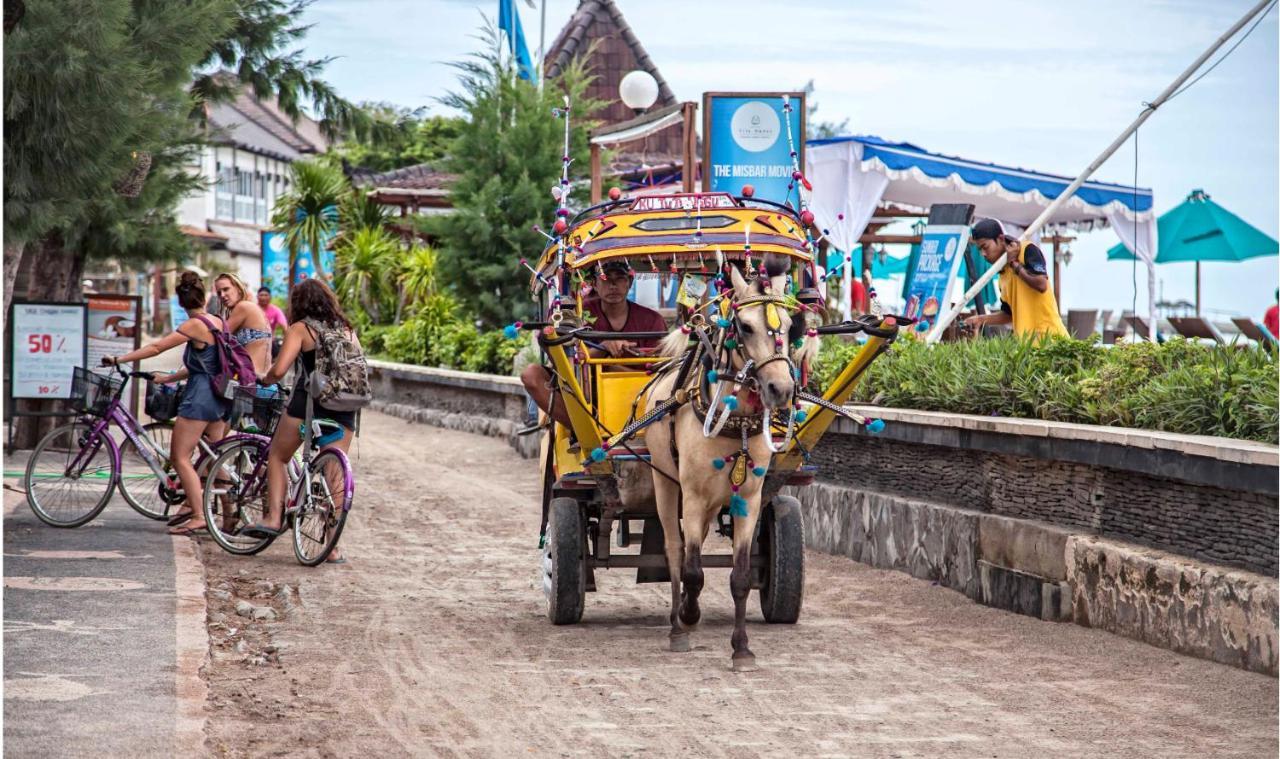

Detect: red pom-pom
[553,219,568,235]
[800,209,815,226]
[556,208,570,217]
[741,184,755,197]
[791,170,802,180]
[607,187,622,201]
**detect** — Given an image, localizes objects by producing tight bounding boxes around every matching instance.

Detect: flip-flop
[325,556,349,565]
[241,523,284,538]
[167,511,194,527]
[169,524,207,537]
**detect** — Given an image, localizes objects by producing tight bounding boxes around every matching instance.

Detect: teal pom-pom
[589,447,607,462]
[866,418,885,434]
[729,494,749,518]
[716,317,732,328]
[712,458,726,470]
[792,338,805,349]
[707,370,719,383]
[794,409,808,423]
[752,466,766,477]
[723,395,739,410]
[724,339,738,349]
[503,324,519,339]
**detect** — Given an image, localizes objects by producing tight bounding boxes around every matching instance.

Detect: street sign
[702,92,805,206]
[9,302,87,399]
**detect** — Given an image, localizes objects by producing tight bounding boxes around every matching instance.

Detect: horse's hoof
[731,653,758,673]
[669,633,691,653]
[679,605,701,627]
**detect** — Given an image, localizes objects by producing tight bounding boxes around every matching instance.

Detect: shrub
[819,334,1278,444]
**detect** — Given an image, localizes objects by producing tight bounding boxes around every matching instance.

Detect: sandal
[169,523,207,537]
[167,510,194,527]
[241,522,284,538]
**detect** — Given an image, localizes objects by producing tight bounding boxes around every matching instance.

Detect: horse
[641,254,816,671]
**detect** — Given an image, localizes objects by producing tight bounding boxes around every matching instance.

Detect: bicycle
[204,374,354,566]
[23,365,221,527]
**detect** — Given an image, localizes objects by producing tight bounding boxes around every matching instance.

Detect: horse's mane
[657,327,688,358]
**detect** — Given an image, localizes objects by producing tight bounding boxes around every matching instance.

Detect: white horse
[641,256,815,671]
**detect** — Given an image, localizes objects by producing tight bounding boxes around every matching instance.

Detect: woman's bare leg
[169,417,213,532]
[263,413,303,533]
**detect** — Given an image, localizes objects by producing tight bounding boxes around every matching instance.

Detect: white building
[176,86,328,289]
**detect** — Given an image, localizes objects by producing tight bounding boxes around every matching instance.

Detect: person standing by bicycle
[215,273,274,376]
[248,278,358,563]
[103,271,228,535]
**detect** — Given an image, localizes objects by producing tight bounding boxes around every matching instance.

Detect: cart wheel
[759,495,805,623]
[544,497,585,625]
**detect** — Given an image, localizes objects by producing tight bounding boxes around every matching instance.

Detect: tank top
[999,242,1067,338]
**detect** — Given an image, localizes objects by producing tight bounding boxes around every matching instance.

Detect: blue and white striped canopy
[807,135,1154,228]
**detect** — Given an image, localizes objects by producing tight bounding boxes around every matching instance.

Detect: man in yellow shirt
[963,218,1067,338]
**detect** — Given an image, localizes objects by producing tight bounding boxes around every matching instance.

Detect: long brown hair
[288,278,352,330]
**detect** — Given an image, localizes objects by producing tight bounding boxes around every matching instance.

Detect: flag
[498,0,537,82]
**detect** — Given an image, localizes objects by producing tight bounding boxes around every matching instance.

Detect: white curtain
[1106,209,1158,340]
[806,141,890,319]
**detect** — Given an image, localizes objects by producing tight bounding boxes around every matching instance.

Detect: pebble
[252,606,278,622]
[235,600,254,617]
[209,589,232,602]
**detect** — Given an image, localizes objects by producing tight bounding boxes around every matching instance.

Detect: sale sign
[10,303,87,399]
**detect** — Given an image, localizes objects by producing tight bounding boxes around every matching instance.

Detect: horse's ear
[762,253,790,278]
[728,263,750,297]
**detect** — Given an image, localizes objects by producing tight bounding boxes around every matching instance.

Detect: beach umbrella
[1108,189,1278,314]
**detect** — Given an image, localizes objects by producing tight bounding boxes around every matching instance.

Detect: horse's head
[727,255,810,410]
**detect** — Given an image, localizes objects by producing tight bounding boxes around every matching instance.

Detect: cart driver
[520,260,667,428]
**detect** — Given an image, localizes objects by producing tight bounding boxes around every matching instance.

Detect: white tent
[806,135,1157,324]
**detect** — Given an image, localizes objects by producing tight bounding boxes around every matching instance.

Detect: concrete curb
[171,535,209,755]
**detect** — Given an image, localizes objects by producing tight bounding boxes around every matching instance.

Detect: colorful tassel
[729,494,748,517]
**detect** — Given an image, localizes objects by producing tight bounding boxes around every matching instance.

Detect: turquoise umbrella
[1108,189,1278,314]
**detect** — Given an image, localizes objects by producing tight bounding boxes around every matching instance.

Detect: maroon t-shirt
[583,298,667,349]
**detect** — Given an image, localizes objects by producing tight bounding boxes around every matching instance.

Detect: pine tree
[438,26,601,328]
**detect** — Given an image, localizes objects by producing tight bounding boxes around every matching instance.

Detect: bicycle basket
[232,386,287,435]
[144,380,182,422]
[69,367,124,416]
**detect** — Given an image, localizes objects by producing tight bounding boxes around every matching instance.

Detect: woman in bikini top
[213,272,274,376]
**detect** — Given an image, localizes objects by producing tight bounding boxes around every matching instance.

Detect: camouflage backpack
[303,318,372,412]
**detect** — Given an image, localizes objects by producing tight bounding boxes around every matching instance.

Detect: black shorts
[287,381,357,430]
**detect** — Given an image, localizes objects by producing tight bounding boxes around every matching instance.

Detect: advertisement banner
[87,294,143,415]
[10,302,87,399]
[261,230,335,304]
[702,92,805,206]
[902,225,971,338]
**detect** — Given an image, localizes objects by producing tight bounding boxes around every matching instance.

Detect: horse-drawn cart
[523,189,902,644]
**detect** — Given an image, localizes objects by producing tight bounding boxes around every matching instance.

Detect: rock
[252,606,278,622]
[264,643,278,654]
[235,600,254,617]
[234,640,249,655]
[208,611,226,625]
[209,589,232,602]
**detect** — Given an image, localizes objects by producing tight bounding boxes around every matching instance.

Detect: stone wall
[789,482,1279,676]
[809,434,1277,576]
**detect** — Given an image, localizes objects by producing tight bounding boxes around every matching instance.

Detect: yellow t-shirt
[998,242,1067,338]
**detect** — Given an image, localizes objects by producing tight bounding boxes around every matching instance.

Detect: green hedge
[810,335,1279,444]
[377,306,520,375]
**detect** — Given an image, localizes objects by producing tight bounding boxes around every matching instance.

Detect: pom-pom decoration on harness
[502,321,523,339]
[865,418,886,434]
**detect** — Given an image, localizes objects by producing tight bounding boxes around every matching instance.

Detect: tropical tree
[437,25,601,327]
[271,159,346,283]
[398,245,440,317]
[330,104,463,172]
[339,188,392,235]
[334,226,398,325]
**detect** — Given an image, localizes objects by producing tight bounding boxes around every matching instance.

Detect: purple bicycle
[23,365,201,527]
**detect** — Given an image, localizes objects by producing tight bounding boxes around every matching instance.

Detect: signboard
[169,295,190,332]
[10,302,86,399]
[901,205,976,339]
[702,92,805,206]
[87,294,143,415]
[262,230,335,304]
[630,193,737,212]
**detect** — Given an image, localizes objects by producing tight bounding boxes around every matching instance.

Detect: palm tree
[335,226,398,324]
[399,245,439,318]
[271,159,346,284]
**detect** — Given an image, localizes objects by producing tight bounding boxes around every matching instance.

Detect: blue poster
[704,93,804,206]
[261,230,336,303]
[902,225,971,338]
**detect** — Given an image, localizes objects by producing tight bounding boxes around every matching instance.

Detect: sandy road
[199,411,1277,758]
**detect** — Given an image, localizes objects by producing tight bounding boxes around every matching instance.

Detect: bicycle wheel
[24,422,118,528]
[118,422,179,520]
[202,439,275,556]
[292,448,353,566]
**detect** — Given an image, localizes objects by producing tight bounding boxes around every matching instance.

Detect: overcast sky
[304,0,1278,318]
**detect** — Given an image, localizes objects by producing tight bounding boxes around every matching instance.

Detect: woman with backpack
[103,271,230,536]
[248,278,363,563]
[214,272,274,376]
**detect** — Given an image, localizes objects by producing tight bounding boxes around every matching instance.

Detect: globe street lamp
[619,70,658,115]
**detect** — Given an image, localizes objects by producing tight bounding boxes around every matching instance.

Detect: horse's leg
[654,472,687,652]
[730,503,762,672]
[679,500,709,629]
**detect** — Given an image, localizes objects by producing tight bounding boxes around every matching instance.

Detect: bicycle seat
[300,418,345,448]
